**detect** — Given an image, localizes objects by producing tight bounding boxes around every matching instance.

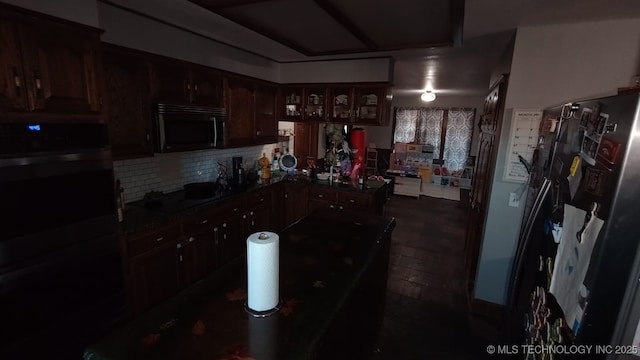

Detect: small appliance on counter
[231,156,247,191]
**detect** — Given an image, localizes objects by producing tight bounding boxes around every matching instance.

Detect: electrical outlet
[509,192,520,207]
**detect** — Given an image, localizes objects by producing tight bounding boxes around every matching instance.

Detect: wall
[1,0,100,27]
[114,144,275,202]
[279,58,393,84]
[474,17,640,305]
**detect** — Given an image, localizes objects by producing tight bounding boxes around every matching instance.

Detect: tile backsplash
[114,144,276,202]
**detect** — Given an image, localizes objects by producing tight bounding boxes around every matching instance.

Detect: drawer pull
[200,219,208,224]
[318,194,324,198]
[259,198,265,202]
[155,237,164,242]
[339,206,344,210]
[243,215,247,219]
[233,208,239,212]
[188,236,195,243]
[349,199,355,203]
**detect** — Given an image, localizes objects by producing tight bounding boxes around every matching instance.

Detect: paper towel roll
[247,231,279,312]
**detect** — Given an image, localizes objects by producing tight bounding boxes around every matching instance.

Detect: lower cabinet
[128,239,181,315]
[283,182,308,228]
[124,181,385,314]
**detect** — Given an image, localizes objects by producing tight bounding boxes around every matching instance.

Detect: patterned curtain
[393,109,417,143]
[416,108,443,159]
[393,107,474,170]
[443,108,475,171]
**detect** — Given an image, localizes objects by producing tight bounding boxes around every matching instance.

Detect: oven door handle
[213,116,218,148]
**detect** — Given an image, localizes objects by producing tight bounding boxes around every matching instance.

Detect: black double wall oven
[0,122,126,359]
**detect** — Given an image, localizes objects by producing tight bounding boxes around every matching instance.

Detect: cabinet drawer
[126,223,181,257]
[183,209,218,235]
[246,188,273,206]
[337,191,370,208]
[308,187,337,202]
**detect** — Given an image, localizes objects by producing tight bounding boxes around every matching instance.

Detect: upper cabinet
[149,60,223,107]
[304,86,327,122]
[355,87,385,125]
[102,46,153,159]
[329,86,354,122]
[225,76,255,147]
[254,83,278,144]
[0,12,102,116]
[279,83,389,125]
[281,86,303,121]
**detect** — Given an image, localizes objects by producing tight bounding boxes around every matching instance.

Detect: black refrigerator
[506,92,640,359]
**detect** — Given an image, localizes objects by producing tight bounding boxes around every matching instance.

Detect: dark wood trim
[97,0,282,63]
[469,298,505,327]
[449,0,465,47]
[278,55,393,64]
[312,0,378,51]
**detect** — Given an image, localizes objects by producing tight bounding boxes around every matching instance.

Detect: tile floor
[371,193,500,359]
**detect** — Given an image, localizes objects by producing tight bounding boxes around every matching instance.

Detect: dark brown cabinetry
[254,83,278,143]
[293,122,319,164]
[355,86,385,125]
[225,77,255,147]
[101,46,153,159]
[0,13,101,115]
[329,86,354,122]
[304,86,327,121]
[126,223,181,314]
[279,83,389,125]
[123,180,386,314]
[283,182,308,227]
[281,86,303,121]
[150,60,223,106]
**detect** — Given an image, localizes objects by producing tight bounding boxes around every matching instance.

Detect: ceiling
[101,0,640,98]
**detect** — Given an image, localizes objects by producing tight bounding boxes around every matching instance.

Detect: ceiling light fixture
[421,90,436,102]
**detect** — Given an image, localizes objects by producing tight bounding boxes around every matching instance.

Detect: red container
[350,128,366,163]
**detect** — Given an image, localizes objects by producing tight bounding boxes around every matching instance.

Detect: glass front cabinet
[355,87,384,125]
[282,86,303,121]
[329,87,354,122]
[304,86,326,121]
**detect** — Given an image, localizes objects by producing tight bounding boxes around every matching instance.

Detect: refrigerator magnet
[583,167,606,196]
[596,137,620,165]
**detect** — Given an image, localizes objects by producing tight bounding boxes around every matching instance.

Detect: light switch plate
[509,192,520,207]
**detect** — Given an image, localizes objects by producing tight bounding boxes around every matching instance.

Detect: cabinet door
[304,86,327,121]
[283,183,308,227]
[354,87,385,125]
[226,77,255,147]
[294,122,319,165]
[181,232,216,286]
[149,61,190,104]
[191,69,223,107]
[20,22,101,113]
[254,84,278,144]
[0,18,28,112]
[102,50,153,159]
[220,212,246,265]
[281,86,303,121]
[329,87,353,122]
[128,241,180,314]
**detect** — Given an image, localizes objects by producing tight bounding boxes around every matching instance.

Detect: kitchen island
[85,208,395,360]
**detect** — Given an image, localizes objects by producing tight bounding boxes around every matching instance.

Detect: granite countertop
[120,173,387,234]
[85,209,396,360]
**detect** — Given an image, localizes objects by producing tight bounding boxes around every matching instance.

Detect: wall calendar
[503,109,543,183]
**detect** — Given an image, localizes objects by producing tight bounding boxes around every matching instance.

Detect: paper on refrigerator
[550,204,604,334]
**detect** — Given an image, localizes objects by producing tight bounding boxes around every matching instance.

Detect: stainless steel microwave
[154,103,226,153]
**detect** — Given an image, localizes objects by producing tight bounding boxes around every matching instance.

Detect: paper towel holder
[244,300,282,318]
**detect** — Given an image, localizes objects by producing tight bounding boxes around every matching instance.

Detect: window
[393,107,475,171]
